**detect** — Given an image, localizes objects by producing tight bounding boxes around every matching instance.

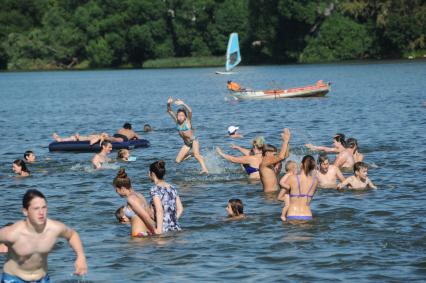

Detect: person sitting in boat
[227,80,242,91]
[113,122,140,142]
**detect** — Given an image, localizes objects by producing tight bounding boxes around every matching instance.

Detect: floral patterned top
[150,184,181,233]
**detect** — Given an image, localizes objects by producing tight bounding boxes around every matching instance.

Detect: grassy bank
[143,56,223,68]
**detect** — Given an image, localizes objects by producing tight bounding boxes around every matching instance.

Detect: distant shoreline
[1,56,425,73]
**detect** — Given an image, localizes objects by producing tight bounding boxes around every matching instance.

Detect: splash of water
[203,148,227,174]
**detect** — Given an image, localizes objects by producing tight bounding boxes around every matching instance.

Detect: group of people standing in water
[1,96,376,282]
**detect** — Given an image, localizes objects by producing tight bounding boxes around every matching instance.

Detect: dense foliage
[0,0,424,69]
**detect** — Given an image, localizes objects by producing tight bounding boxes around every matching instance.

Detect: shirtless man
[259,128,291,193]
[316,154,345,189]
[0,189,87,282]
[337,162,376,190]
[113,122,140,142]
[92,141,112,169]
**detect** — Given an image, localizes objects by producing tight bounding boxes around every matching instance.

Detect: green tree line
[0,0,425,70]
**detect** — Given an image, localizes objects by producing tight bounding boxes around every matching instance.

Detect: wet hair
[115,206,126,223]
[301,155,316,175]
[252,136,265,150]
[117,149,128,160]
[285,160,297,172]
[101,140,112,149]
[262,144,277,156]
[24,150,34,160]
[318,153,329,164]
[143,124,152,132]
[228,199,244,216]
[177,108,187,117]
[22,189,46,209]
[113,168,131,189]
[346,138,359,152]
[354,161,368,173]
[13,159,30,173]
[333,133,346,147]
[123,122,132,129]
[150,160,166,179]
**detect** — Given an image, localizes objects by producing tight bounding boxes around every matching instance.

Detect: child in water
[115,206,130,223]
[226,199,245,220]
[337,162,377,190]
[277,161,297,221]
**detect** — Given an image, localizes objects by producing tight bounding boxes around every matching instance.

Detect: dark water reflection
[1,61,425,282]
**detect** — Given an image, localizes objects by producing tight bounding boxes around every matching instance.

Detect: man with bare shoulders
[92,141,112,169]
[316,154,345,189]
[113,122,140,142]
[0,189,87,282]
[259,128,291,193]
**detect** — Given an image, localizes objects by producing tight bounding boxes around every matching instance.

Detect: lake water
[1,61,425,282]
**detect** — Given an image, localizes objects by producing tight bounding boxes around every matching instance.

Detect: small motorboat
[228,80,331,100]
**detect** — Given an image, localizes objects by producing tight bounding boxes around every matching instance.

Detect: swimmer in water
[12,159,30,177]
[278,161,297,221]
[216,137,264,180]
[305,133,346,154]
[0,189,87,282]
[226,199,245,220]
[337,162,376,190]
[260,128,291,193]
[143,124,153,132]
[316,154,345,189]
[149,160,183,234]
[282,155,318,222]
[115,206,130,223]
[117,149,130,161]
[167,97,208,174]
[92,141,112,169]
[346,138,364,162]
[113,168,156,237]
[306,133,354,171]
[23,150,36,163]
[227,126,243,139]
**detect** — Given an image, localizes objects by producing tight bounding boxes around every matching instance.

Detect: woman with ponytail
[113,168,155,236]
[281,155,318,222]
[149,160,183,234]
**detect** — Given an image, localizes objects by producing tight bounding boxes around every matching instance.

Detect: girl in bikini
[113,168,155,237]
[282,155,318,222]
[167,97,208,174]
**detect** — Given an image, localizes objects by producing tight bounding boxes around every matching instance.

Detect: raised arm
[174,99,192,120]
[305,143,339,153]
[216,147,253,165]
[231,144,251,156]
[261,128,291,167]
[59,224,87,276]
[152,196,164,234]
[167,97,177,122]
[128,195,156,234]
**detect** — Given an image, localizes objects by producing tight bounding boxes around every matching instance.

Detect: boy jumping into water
[337,162,376,190]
